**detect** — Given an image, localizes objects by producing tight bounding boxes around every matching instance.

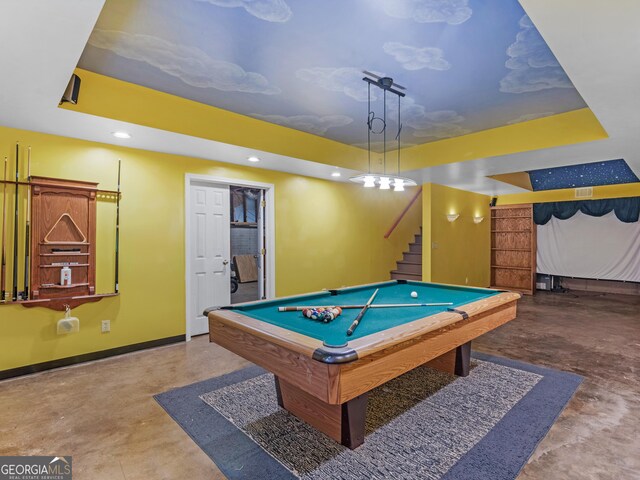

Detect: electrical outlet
[432,242,439,249]
[101,320,110,333]
[465,277,469,284]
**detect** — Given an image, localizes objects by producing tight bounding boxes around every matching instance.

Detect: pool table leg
[455,341,472,376]
[273,376,368,449]
[274,376,284,408]
[341,392,368,449]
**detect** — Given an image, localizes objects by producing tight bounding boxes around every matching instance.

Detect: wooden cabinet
[490,204,536,295]
[30,177,97,301]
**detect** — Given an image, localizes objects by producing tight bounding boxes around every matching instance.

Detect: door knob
[223,260,229,265]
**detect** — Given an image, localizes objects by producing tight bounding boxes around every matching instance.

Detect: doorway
[185,174,275,340]
[230,186,265,304]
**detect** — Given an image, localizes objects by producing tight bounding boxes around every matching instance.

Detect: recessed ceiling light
[248,156,260,162]
[112,131,131,139]
[331,171,341,177]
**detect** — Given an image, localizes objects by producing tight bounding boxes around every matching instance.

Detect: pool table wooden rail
[207,290,520,405]
[336,295,519,403]
[208,291,519,361]
[342,291,519,358]
[209,312,340,405]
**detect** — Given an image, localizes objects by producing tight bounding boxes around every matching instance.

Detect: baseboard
[0,335,186,381]
[560,277,640,296]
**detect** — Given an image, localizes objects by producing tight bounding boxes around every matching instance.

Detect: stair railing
[384,186,423,239]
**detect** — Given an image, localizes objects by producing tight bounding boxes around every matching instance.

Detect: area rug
[154,353,582,479]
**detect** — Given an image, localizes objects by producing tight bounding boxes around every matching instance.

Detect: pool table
[206,280,520,449]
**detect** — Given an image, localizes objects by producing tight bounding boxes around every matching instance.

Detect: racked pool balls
[302,306,342,323]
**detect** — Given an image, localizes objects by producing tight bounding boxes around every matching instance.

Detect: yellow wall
[488,171,533,191]
[421,184,433,282]
[402,109,607,171]
[422,184,491,287]
[67,69,369,171]
[497,182,640,205]
[423,182,640,286]
[67,71,607,173]
[0,126,421,372]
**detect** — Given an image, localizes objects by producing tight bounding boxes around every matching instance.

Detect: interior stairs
[390,227,422,281]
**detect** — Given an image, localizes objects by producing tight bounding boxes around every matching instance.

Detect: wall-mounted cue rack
[0,144,122,310]
[30,176,98,302]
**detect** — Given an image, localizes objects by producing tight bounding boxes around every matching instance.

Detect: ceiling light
[350,173,416,189]
[356,174,376,187]
[112,131,131,139]
[393,178,405,192]
[447,214,460,223]
[331,171,341,177]
[348,72,417,192]
[248,156,260,162]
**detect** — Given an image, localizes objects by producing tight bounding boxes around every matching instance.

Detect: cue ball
[411,291,418,298]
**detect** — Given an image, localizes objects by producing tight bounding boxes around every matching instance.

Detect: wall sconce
[446,214,459,223]
[473,216,484,224]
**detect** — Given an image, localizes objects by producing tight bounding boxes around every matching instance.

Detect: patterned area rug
[155,353,583,480]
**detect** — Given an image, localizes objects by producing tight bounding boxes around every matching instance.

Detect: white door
[189,182,230,336]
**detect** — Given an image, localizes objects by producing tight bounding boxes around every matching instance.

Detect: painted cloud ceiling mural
[78,0,587,148]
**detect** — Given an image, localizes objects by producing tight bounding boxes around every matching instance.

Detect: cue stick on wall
[11,143,19,302]
[23,146,31,300]
[1,157,7,302]
[278,302,453,312]
[346,288,378,336]
[114,159,121,294]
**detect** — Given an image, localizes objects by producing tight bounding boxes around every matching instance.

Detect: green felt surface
[229,281,499,347]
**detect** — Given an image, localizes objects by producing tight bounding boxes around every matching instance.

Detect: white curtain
[537,211,640,282]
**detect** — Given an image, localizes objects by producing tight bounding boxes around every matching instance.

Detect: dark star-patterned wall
[528,159,640,191]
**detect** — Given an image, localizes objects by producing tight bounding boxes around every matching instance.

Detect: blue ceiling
[528,160,640,191]
[78,0,587,148]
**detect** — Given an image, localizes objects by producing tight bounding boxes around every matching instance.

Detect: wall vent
[575,187,593,198]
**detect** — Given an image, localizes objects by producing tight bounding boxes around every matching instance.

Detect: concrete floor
[0,291,638,479]
[230,281,259,304]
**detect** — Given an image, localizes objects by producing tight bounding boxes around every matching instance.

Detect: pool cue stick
[278,302,453,312]
[11,143,19,301]
[23,146,31,299]
[114,159,121,294]
[1,157,7,302]
[346,288,378,336]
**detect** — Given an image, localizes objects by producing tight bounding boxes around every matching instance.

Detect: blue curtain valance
[533,196,640,225]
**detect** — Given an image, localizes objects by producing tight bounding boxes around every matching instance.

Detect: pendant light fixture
[350,71,417,191]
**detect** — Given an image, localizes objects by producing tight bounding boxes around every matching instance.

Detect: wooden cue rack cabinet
[490,204,536,295]
[30,176,97,301]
